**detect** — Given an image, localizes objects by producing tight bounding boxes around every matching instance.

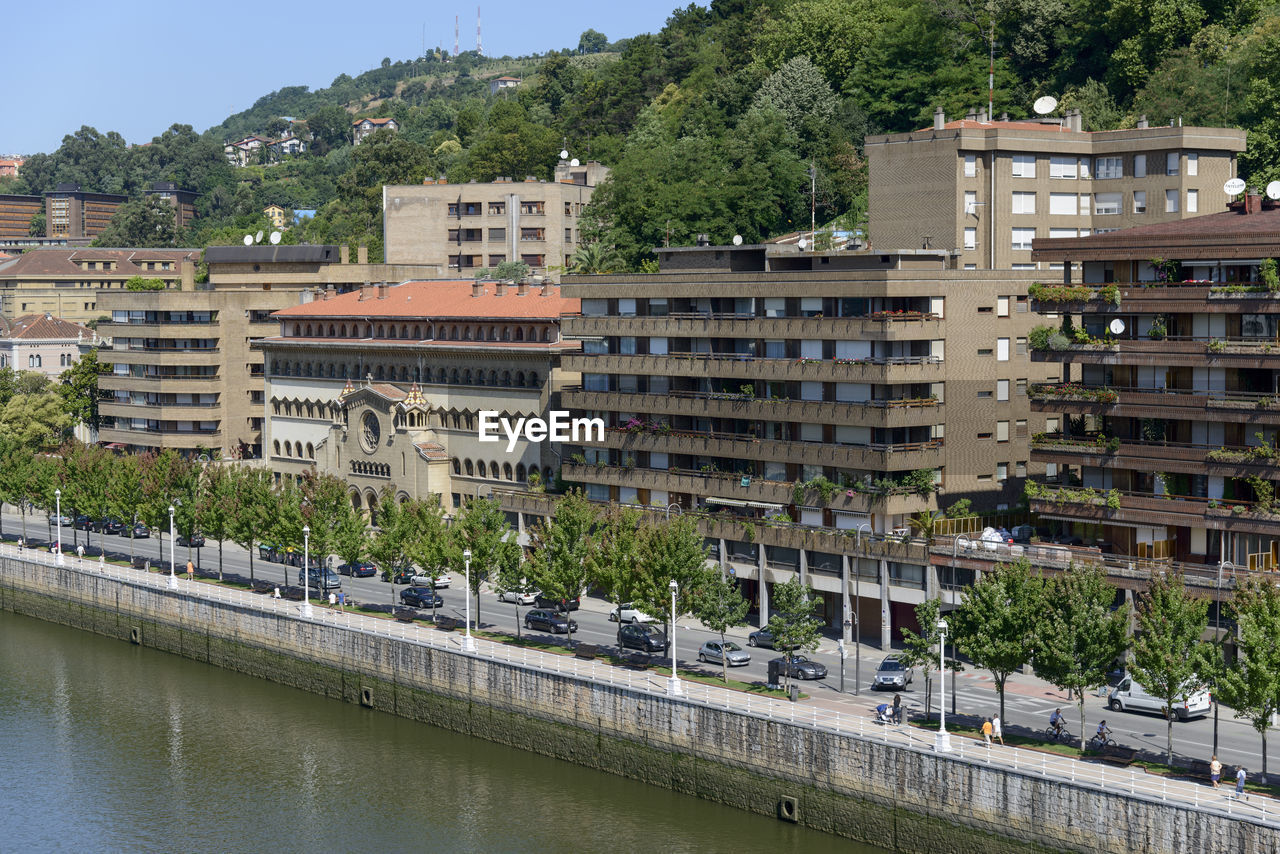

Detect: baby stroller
[875,703,893,724]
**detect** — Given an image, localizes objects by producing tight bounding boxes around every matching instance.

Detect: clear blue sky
[7,1,671,155]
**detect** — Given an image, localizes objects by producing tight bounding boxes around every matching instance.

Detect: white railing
[10,544,1275,830]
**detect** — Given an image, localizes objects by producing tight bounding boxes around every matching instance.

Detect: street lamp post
[167,504,177,589]
[665,503,681,521]
[55,488,63,564]
[462,548,476,652]
[951,536,971,715]
[668,578,681,695]
[855,523,871,694]
[301,525,312,617]
[936,618,951,752]
[1214,559,1234,755]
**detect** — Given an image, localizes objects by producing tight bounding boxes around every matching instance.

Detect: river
[0,611,883,853]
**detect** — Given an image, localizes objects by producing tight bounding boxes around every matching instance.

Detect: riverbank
[1,549,1273,853]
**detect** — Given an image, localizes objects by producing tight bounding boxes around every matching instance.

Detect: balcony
[1026,484,1280,537]
[591,427,944,471]
[100,375,219,394]
[560,387,942,429]
[101,401,221,420]
[1031,336,1280,368]
[1033,282,1280,315]
[563,312,943,341]
[1029,384,1280,424]
[560,352,943,384]
[98,426,222,450]
[1030,433,1280,477]
[103,350,219,367]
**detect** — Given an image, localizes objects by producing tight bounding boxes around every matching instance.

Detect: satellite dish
[242,235,253,246]
[797,238,808,250]
[1225,177,1247,196]
[559,149,569,160]
[269,231,282,245]
[1266,181,1280,201]
[569,158,580,167]
[732,234,743,246]
[1109,318,1126,335]
[254,230,264,244]
[1033,95,1059,116]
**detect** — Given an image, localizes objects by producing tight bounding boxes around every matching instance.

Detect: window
[1095,157,1123,179]
[489,227,505,241]
[1134,154,1147,178]
[978,389,993,399]
[1016,378,1027,395]
[996,420,1009,442]
[1012,192,1036,214]
[488,254,506,265]
[1187,152,1198,176]
[520,227,544,241]
[1079,158,1091,179]
[1011,154,1035,178]
[1094,192,1121,215]
[978,306,993,313]
[964,190,977,214]
[520,201,545,215]
[1133,190,1147,214]
[1015,336,1027,355]
[964,227,977,250]
[1165,189,1179,213]
[1166,152,1180,176]
[1011,228,1035,250]
[996,463,1008,481]
[1050,156,1077,179]
[488,202,505,215]
[1079,195,1091,216]
[997,296,1010,317]
[997,379,1009,401]
[977,348,993,356]
[978,431,993,440]
[1016,418,1028,438]
[1049,193,1078,216]
[1012,263,1036,270]
[1187,189,1198,213]
[1049,227,1077,239]
[1016,461,1027,477]
[964,153,977,177]
[996,338,1010,361]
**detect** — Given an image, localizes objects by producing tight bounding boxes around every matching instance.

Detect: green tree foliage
[401,495,452,621]
[527,489,598,645]
[1034,564,1130,751]
[92,195,180,248]
[492,260,531,282]
[124,275,167,291]
[899,598,950,721]
[60,441,111,552]
[59,350,106,429]
[954,559,1044,725]
[765,577,823,689]
[451,496,520,631]
[227,466,273,582]
[307,105,354,155]
[106,452,146,561]
[0,389,71,450]
[633,515,711,650]
[1129,571,1210,765]
[694,573,751,683]
[1218,579,1280,781]
[461,101,559,181]
[197,463,237,579]
[590,507,644,644]
[567,241,622,274]
[297,470,354,570]
[578,29,609,54]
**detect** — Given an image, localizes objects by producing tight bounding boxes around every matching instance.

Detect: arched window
[514,327,523,342]
[516,464,526,481]
[375,365,385,380]
[488,370,498,385]
[544,467,554,484]
[515,371,525,386]
[284,440,293,457]
[339,324,347,337]
[327,325,335,336]
[273,440,280,455]
[306,443,314,458]
[452,458,461,475]
[541,327,550,342]
[528,372,539,387]
[450,369,459,383]
[478,460,487,478]
[413,325,422,339]
[341,364,348,379]
[464,459,474,476]
[503,462,513,480]
[501,371,511,385]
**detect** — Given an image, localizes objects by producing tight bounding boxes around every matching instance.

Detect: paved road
[12,509,1272,779]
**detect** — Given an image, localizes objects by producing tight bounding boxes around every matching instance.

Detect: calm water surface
[0,612,884,853]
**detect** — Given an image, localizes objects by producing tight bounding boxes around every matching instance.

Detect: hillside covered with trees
[3,0,1279,267]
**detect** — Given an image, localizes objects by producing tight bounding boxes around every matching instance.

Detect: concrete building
[383,161,608,275]
[256,279,579,516]
[0,158,23,178]
[263,205,289,231]
[865,110,1247,270]
[0,247,200,323]
[223,136,270,167]
[0,194,43,240]
[488,75,521,95]
[0,313,94,377]
[144,182,198,232]
[353,118,399,145]
[44,184,127,240]
[1028,194,1280,569]
[521,243,1055,642]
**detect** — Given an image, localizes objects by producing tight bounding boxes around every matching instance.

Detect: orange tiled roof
[274,280,578,320]
[0,248,198,278]
[0,313,92,340]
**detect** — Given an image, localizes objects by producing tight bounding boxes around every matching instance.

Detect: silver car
[873,654,914,690]
[698,640,751,667]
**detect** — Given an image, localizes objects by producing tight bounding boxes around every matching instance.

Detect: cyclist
[1049,708,1066,738]
[1094,719,1113,745]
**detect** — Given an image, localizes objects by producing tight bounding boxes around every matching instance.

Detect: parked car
[748,628,794,650]
[389,568,415,584]
[698,640,751,666]
[619,623,667,653]
[1108,676,1211,721]
[73,515,96,532]
[772,655,828,680]
[338,562,378,578]
[298,567,342,591]
[50,514,72,527]
[873,654,914,690]
[524,608,577,634]
[498,588,538,605]
[130,523,151,539]
[400,586,444,608]
[535,593,580,613]
[99,518,125,535]
[410,572,451,588]
[608,602,655,624]
[177,533,205,548]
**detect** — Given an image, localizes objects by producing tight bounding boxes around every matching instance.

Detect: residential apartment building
[256,279,578,516]
[95,245,445,458]
[0,158,23,178]
[866,110,1247,270]
[0,247,200,323]
[382,161,608,275]
[263,205,289,230]
[353,118,399,145]
[488,75,521,95]
[1027,194,1280,570]
[144,182,198,232]
[0,313,93,376]
[44,184,127,240]
[514,243,1055,644]
[0,194,43,239]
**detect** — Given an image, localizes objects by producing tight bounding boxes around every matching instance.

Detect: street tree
[1218,579,1280,782]
[899,598,953,722]
[0,389,72,450]
[452,496,520,633]
[60,441,111,552]
[589,506,644,644]
[954,558,1044,725]
[633,515,711,653]
[765,577,823,691]
[694,573,751,684]
[1034,564,1130,751]
[269,477,306,587]
[197,464,236,579]
[227,466,273,582]
[332,500,369,575]
[298,471,353,571]
[1129,571,1210,765]
[368,487,415,604]
[106,452,146,561]
[526,489,599,646]
[59,350,106,429]
[403,495,451,623]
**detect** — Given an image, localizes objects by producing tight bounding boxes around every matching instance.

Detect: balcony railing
[1030,384,1280,411]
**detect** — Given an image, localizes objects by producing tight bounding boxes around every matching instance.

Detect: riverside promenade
[3,543,1276,853]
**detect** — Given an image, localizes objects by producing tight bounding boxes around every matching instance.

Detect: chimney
[340,245,350,264]
[377,282,388,299]
[696,233,711,247]
[472,282,484,297]
[495,282,507,296]
[965,107,977,121]
[1136,115,1149,129]
[357,245,369,265]
[541,283,553,296]
[1000,112,1009,122]
[1246,193,1263,215]
[517,282,529,296]
[180,260,195,291]
[358,281,372,301]
[977,107,988,123]
[933,107,945,130]
[323,285,335,300]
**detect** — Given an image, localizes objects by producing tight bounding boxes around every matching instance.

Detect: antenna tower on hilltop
[454,16,460,56]
[477,6,483,56]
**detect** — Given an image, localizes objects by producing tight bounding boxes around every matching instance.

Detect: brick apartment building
[44,183,127,240]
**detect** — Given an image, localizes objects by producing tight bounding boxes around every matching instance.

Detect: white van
[1108,676,1211,721]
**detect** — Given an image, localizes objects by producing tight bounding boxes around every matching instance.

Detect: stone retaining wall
[1,556,1273,854]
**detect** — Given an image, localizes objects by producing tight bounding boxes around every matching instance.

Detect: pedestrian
[328,591,336,609]
[272,586,281,599]
[186,559,194,582]
[1210,756,1222,788]
[77,544,84,560]
[981,717,993,746]
[892,693,902,725]
[337,591,346,611]
[1236,766,1248,800]
[17,538,23,551]
[991,712,1004,746]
